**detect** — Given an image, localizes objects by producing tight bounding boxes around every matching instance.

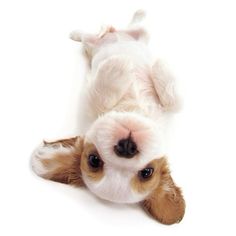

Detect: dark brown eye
[88,154,102,169]
[138,167,154,180]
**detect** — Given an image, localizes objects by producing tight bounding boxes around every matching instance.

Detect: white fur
[129,9,146,26]
[151,59,181,111]
[83,165,148,203]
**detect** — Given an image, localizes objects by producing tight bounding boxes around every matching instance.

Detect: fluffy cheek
[82,165,149,204]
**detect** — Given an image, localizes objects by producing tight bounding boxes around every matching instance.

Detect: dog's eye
[88,154,102,169]
[138,167,154,180]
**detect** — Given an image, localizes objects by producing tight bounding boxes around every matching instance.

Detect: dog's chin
[82,173,149,204]
[85,187,147,204]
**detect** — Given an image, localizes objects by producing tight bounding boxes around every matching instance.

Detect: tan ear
[141,159,185,225]
[31,136,84,187]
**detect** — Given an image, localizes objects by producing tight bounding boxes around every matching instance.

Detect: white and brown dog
[31,10,185,225]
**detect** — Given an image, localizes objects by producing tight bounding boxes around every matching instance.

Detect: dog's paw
[151,60,182,112]
[70,30,83,42]
[130,9,146,26]
[31,141,73,178]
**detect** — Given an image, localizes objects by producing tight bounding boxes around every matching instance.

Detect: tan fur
[43,137,78,148]
[131,158,165,194]
[40,137,84,187]
[80,143,104,181]
[36,137,104,184]
[141,159,185,224]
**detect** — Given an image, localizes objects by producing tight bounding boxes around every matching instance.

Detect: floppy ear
[151,59,181,112]
[31,136,84,187]
[141,159,185,225]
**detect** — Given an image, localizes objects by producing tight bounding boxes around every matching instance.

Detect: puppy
[31,10,185,225]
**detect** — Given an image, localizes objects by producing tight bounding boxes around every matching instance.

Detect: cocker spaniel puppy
[31,10,185,225]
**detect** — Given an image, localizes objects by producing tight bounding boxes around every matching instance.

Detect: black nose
[114,137,138,158]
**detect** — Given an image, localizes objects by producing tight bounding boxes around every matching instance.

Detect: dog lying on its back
[31,10,185,225]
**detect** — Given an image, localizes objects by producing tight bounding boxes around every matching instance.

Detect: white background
[0,0,236,235]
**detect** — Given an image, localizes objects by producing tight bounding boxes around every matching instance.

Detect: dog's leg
[70,26,116,61]
[151,59,181,112]
[31,136,84,186]
[87,55,135,114]
[124,10,149,43]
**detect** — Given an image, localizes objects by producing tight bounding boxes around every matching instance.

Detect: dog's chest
[114,67,162,118]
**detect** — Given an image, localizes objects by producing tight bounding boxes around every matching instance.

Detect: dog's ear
[31,136,84,187]
[141,159,185,225]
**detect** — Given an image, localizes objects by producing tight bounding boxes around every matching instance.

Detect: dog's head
[80,111,166,203]
[75,112,185,223]
[32,120,185,224]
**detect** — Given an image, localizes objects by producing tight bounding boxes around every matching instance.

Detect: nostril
[114,137,138,158]
[116,140,126,153]
[128,141,137,155]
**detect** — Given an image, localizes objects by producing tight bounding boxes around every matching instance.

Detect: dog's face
[32,112,185,224]
[80,111,166,203]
